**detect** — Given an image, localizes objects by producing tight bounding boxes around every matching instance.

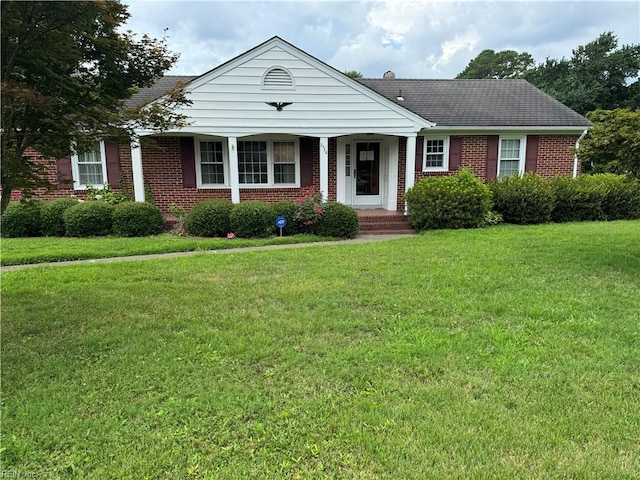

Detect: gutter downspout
[573,129,588,178]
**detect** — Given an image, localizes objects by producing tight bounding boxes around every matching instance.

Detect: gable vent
[262,67,295,89]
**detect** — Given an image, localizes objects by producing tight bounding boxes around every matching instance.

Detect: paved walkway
[1,234,415,272]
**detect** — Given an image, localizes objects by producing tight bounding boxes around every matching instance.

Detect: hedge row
[406,171,640,231]
[1,199,164,238]
[183,199,359,239]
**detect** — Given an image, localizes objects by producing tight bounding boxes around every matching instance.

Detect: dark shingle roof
[125,74,590,128]
[124,75,197,108]
[358,78,591,127]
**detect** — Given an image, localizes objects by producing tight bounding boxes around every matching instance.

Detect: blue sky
[123,0,640,79]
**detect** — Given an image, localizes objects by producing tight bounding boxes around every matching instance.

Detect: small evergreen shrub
[315,202,359,238]
[63,201,114,237]
[488,173,554,224]
[550,175,604,222]
[229,201,276,238]
[112,202,164,237]
[1,200,43,237]
[273,200,302,235]
[588,174,640,220]
[40,198,79,236]
[405,169,492,230]
[183,199,233,237]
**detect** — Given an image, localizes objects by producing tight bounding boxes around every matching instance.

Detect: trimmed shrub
[40,198,79,236]
[229,201,276,238]
[588,174,640,220]
[488,173,554,224]
[112,202,164,237]
[315,202,359,238]
[273,200,303,235]
[63,201,114,237]
[1,200,43,237]
[550,175,604,222]
[183,199,233,237]
[405,169,492,230]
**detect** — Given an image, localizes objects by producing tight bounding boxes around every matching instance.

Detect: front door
[354,141,382,206]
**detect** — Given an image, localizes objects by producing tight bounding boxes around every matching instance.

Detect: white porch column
[404,134,417,214]
[131,142,145,202]
[319,137,329,200]
[228,137,240,203]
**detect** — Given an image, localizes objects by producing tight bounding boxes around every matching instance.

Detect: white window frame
[237,136,300,188]
[72,140,107,190]
[422,136,450,172]
[498,136,526,178]
[195,137,229,188]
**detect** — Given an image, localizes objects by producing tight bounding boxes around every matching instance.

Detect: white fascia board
[425,126,589,135]
[183,37,435,132]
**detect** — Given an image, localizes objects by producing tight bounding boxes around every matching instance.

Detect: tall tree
[525,32,640,115]
[344,70,363,79]
[1,1,190,213]
[456,49,535,79]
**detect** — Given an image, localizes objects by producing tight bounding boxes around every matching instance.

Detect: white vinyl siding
[422,137,449,172]
[498,137,525,178]
[72,141,106,189]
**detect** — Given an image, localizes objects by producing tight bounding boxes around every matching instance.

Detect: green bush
[488,173,554,224]
[273,200,303,235]
[550,175,604,222]
[112,202,164,237]
[405,169,492,230]
[63,201,114,237]
[1,200,43,237]
[587,174,640,220]
[40,198,79,236]
[315,202,359,238]
[183,199,233,237]
[229,201,275,238]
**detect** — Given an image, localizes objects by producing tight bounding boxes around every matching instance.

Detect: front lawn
[1,221,639,478]
[0,233,332,266]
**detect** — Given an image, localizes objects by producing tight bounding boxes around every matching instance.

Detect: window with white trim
[237,138,299,187]
[72,141,106,188]
[498,137,525,178]
[198,140,226,185]
[422,137,449,172]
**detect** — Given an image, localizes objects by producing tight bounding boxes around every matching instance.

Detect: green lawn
[2,221,639,479]
[0,233,333,266]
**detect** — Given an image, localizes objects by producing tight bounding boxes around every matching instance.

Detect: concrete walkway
[1,234,415,272]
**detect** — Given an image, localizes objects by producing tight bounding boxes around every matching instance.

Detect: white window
[237,137,299,187]
[422,137,449,172]
[196,140,227,187]
[72,141,106,189]
[498,137,526,178]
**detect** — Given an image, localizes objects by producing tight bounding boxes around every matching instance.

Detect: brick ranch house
[25,36,591,215]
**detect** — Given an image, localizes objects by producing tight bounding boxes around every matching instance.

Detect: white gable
[170,38,433,138]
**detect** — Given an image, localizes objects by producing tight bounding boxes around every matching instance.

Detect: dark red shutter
[415,136,424,172]
[299,137,314,187]
[104,140,120,187]
[57,157,74,189]
[449,136,462,171]
[525,135,539,173]
[486,135,499,180]
[180,137,196,188]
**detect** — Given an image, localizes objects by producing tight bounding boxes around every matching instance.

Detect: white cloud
[429,29,480,70]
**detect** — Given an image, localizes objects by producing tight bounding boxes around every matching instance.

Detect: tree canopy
[456,49,535,79]
[344,70,363,79]
[1,0,190,212]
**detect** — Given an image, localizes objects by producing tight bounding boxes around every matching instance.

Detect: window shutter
[180,137,197,188]
[104,140,120,187]
[525,135,539,173]
[299,137,314,187]
[415,136,424,172]
[486,135,499,180]
[449,136,462,171]
[57,157,74,190]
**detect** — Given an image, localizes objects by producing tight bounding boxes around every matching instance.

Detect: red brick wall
[536,135,578,177]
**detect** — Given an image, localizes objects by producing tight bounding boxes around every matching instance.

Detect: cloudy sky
[123,0,640,79]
